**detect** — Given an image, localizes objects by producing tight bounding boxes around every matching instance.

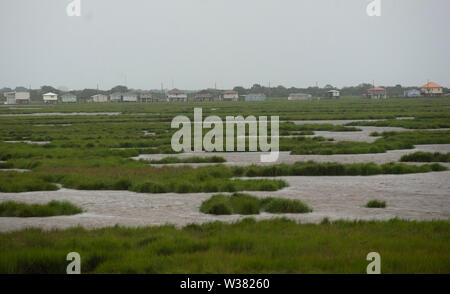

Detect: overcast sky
[0,0,449,90]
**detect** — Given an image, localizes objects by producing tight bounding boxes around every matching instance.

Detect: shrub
[200,193,312,215]
[261,197,312,213]
[365,200,386,208]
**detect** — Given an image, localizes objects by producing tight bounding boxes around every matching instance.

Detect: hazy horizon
[1,0,449,90]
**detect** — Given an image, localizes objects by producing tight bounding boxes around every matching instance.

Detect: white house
[326,90,340,98]
[167,89,188,102]
[92,94,108,103]
[110,92,123,102]
[61,93,77,103]
[245,93,266,101]
[4,92,31,104]
[43,92,58,104]
[288,93,312,100]
[122,92,138,102]
[221,90,239,101]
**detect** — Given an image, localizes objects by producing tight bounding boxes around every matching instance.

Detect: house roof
[223,90,237,94]
[168,88,185,94]
[43,92,57,96]
[368,87,385,91]
[421,82,442,88]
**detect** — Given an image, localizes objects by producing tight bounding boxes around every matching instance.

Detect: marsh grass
[200,193,312,215]
[0,218,448,273]
[234,161,447,177]
[365,200,387,208]
[0,171,58,193]
[0,200,82,217]
[400,152,450,162]
[149,156,226,164]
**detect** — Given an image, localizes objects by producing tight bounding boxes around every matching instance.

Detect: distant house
[122,92,138,102]
[245,93,266,101]
[139,91,156,102]
[403,89,421,98]
[288,93,312,100]
[110,92,123,102]
[326,90,340,98]
[61,93,77,103]
[420,82,443,97]
[92,94,108,103]
[167,89,187,102]
[3,92,30,104]
[367,87,386,99]
[43,92,58,104]
[194,90,214,102]
[221,90,239,101]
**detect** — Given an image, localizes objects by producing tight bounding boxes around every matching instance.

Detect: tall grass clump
[365,200,386,208]
[260,197,312,213]
[200,193,312,215]
[0,200,82,217]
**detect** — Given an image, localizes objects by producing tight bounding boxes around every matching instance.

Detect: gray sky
[0,0,449,90]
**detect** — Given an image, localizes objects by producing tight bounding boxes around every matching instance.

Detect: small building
[288,93,312,100]
[110,92,123,102]
[139,91,156,102]
[221,90,239,101]
[43,92,58,104]
[167,88,188,102]
[420,82,443,97]
[92,94,108,103]
[61,93,77,103]
[3,92,30,104]
[245,93,266,101]
[403,89,421,98]
[367,87,386,99]
[122,92,138,102]
[194,90,214,102]
[326,90,340,98]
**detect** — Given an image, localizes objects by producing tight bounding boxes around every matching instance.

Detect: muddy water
[134,144,450,167]
[0,171,448,232]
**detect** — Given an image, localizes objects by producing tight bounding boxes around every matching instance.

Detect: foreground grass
[200,193,312,215]
[0,201,82,217]
[0,218,448,273]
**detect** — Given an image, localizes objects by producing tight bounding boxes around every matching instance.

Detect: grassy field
[0,98,449,193]
[0,218,448,274]
[1,98,449,274]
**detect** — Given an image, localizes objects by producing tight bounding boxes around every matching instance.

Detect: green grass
[0,218,448,273]
[400,152,450,162]
[232,161,447,177]
[0,171,59,193]
[149,156,226,164]
[365,200,387,208]
[0,200,82,217]
[200,193,312,215]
